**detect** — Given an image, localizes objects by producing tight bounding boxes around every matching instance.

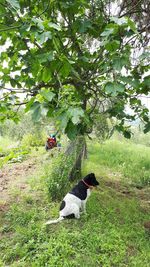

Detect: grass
[85,139,150,186]
[0,139,150,266]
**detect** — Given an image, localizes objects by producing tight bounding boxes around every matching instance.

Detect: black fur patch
[69,181,87,200]
[60,200,66,211]
[69,173,99,200]
[84,173,99,186]
[63,214,75,219]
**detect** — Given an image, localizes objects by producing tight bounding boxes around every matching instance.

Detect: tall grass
[0,136,18,152]
[84,139,150,186]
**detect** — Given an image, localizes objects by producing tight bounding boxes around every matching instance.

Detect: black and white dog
[45,173,99,225]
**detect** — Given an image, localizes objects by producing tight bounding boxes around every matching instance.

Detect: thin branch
[33,41,42,50]
[0,25,21,32]
[119,0,144,18]
[0,86,31,93]
[38,0,50,17]
[14,101,29,106]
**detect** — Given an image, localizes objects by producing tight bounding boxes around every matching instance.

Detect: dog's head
[83,173,99,187]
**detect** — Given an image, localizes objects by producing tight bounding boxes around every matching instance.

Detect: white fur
[45,189,91,225]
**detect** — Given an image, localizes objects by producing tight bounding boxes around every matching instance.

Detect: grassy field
[85,139,150,186]
[0,139,150,267]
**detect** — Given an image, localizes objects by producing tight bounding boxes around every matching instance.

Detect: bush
[0,146,30,168]
[46,137,85,200]
[21,132,46,148]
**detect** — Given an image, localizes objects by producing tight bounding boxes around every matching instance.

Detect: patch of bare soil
[0,158,38,208]
[104,179,133,196]
[104,177,150,213]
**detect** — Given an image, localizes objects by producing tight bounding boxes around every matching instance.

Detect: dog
[45,173,99,225]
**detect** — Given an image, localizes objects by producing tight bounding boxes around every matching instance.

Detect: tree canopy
[0,0,150,139]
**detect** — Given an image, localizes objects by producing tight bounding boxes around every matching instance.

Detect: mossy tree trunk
[66,136,87,181]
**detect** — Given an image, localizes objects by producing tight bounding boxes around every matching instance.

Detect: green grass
[84,139,150,186]
[0,140,150,266]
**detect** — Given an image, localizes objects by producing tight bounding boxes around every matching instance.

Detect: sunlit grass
[83,139,150,186]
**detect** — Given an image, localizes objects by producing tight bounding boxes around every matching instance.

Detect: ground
[0,159,37,204]
[0,141,150,267]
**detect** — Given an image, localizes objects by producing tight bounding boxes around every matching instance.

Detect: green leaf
[101,24,118,37]
[144,122,150,133]
[143,115,149,123]
[0,4,5,15]
[111,17,137,33]
[143,76,150,86]
[41,105,49,116]
[141,76,150,95]
[30,101,41,122]
[111,17,128,26]
[42,67,52,82]
[37,52,54,63]
[68,107,84,124]
[139,52,150,61]
[123,130,131,139]
[71,69,81,80]
[0,103,7,113]
[25,98,35,112]
[65,120,78,140]
[105,82,125,95]
[112,55,130,71]
[127,18,138,33]
[35,32,52,45]
[32,18,44,30]
[40,90,55,101]
[6,0,20,9]
[60,61,71,78]
[130,98,141,106]
[79,19,92,33]
[105,40,120,52]
[10,79,18,88]
[58,111,69,131]
[48,22,61,31]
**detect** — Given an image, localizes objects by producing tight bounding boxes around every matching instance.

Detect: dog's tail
[44,216,64,225]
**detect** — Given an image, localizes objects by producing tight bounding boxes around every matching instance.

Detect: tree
[117,0,150,47]
[0,0,150,139]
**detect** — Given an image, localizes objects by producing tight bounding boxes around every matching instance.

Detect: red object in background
[46,137,57,150]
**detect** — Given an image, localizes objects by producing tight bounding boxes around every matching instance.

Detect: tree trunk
[65,136,87,180]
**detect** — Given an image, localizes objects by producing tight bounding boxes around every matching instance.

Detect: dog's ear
[91,173,99,186]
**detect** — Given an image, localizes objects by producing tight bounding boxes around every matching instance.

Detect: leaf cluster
[0,0,149,138]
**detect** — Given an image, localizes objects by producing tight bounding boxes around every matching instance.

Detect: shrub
[21,132,46,148]
[46,137,86,200]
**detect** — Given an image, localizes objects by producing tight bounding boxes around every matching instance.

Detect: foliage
[113,127,150,147]
[21,132,46,148]
[86,139,150,186]
[131,127,150,147]
[46,137,85,200]
[0,136,17,153]
[118,0,150,46]
[0,112,48,141]
[0,0,149,139]
[93,113,110,141]
[0,145,30,168]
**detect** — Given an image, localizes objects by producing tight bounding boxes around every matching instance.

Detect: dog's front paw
[75,214,80,219]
